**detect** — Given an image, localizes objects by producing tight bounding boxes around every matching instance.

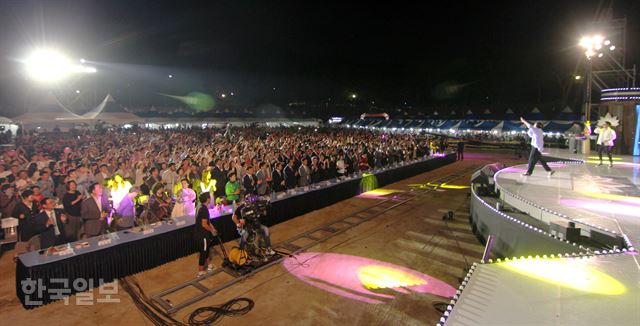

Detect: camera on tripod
[239,195,270,245]
[240,197,269,224]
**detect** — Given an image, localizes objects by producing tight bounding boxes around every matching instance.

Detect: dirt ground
[0,151,523,325]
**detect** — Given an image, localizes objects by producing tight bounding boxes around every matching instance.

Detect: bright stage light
[579,36,591,48]
[580,34,614,60]
[24,49,72,82]
[575,75,581,80]
[23,49,96,83]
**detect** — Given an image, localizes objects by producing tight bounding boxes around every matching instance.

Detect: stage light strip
[471,177,585,250]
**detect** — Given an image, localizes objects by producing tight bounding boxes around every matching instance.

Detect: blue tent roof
[555,107,579,121]
[544,121,575,132]
[504,108,517,120]
[456,120,478,130]
[502,120,527,132]
[437,120,459,130]
[470,120,499,131]
[405,120,422,128]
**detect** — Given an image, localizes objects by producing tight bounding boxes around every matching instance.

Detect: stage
[494,148,639,249]
[444,253,640,326]
[443,149,640,326]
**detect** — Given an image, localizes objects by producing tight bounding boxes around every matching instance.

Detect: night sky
[0,0,638,117]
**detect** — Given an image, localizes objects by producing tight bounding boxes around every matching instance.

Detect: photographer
[232,194,275,256]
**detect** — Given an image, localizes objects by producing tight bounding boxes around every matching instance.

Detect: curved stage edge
[470,184,580,258]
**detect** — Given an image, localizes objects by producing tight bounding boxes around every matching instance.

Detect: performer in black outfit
[193,192,217,277]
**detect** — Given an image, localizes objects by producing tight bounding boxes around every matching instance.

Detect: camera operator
[232,194,275,256]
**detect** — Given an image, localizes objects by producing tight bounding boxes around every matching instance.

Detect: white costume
[171,187,197,217]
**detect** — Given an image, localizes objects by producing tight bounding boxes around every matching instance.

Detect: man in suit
[81,183,110,238]
[95,164,111,185]
[114,187,139,230]
[283,159,298,190]
[255,162,270,195]
[298,158,311,187]
[271,162,285,193]
[211,159,227,199]
[242,165,257,195]
[31,197,68,249]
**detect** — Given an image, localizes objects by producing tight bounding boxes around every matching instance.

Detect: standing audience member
[81,183,110,238]
[62,180,84,241]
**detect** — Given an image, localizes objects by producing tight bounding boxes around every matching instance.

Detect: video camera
[240,195,269,224]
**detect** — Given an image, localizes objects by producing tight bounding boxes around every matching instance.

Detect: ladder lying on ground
[149,165,482,314]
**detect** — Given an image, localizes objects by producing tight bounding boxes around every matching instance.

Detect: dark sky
[0,0,638,116]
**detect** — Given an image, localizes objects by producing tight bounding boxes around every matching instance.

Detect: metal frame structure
[148,165,482,315]
[583,14,637,121]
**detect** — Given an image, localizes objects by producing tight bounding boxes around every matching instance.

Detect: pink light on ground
[283,252,456,304]
[560,199,639,216]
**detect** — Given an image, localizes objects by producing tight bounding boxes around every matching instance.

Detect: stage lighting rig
[21,48,96,83]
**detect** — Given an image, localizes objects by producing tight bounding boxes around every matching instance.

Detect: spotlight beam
[22,49,96,83]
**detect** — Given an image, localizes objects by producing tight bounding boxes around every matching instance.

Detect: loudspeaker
[550,220,581,242]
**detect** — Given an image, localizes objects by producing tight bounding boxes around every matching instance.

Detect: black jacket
[243,174,256,195]
[31,209,67,248]
[271,169,285,193]
[283,165,297,189]
[212,166,227,198]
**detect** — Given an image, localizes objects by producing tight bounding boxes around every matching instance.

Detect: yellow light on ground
[577,191,640,205]
[360,189,403,197]
[498,258,626,295]
[585,160,627,165]
[358,265,426,290]
[409,182,469,189]
[587,156,622,160]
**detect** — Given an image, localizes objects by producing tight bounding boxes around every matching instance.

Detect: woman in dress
[171,178,197,217]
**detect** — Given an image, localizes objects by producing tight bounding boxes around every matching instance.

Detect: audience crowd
[0,125,443,252]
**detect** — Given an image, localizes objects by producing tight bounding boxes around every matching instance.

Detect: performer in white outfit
[594,121,617,167]
[171,179,197,217]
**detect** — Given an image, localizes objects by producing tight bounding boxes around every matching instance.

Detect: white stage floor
[444,253,640,326]
[494,149,640,248]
